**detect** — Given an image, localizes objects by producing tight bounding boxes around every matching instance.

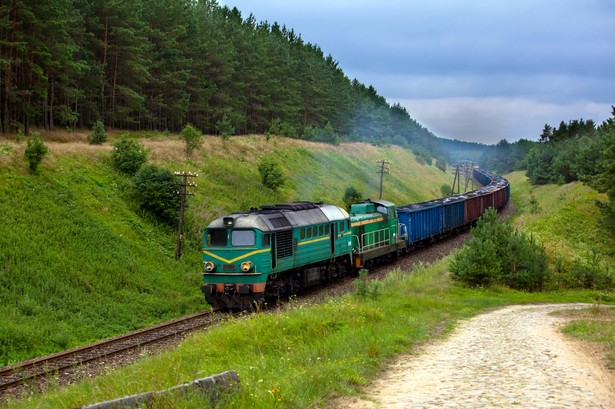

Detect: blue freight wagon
[397,201,442,245]
[441,196,466,232]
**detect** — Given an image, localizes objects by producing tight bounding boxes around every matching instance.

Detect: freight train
[201,168,509,310]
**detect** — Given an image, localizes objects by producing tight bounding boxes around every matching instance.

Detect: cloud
[392,97,612,144]
[222,0,615,144]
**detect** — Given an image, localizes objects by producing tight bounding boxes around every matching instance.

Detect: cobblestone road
[332,304,614,409]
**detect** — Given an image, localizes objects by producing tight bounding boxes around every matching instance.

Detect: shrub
[343,186,363,210]
[132,165,181,225]
[266,118,298,139]
[412,146,432,165]
[440,184,452,197]
[111,139,148,175]
[180,124,203,155]
[258,157,285,191]
[24,132,48,174]
[215,115,234,141]
[88,120,107,145]
[354,269,381,300]
[302,122,340,145]
[450,208,550,291]
[450,237,500,287]
[554,253,613,290]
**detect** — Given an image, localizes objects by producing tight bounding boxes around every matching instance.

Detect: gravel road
[331,303,615,409]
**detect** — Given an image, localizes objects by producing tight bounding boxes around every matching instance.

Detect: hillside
[0,132,451,365]
[507,171,614,282]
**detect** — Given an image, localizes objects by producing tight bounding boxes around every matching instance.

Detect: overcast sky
[221,0,614,145]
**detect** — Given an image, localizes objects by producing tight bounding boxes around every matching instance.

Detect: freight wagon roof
[206,202,349,232]
[397,199,442,211]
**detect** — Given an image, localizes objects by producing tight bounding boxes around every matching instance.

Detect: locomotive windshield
[206,229,228,247]
[206,229,256,247]
[231,230,256,247]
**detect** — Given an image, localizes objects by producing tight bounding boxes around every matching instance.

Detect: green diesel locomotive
[201,200,404,309]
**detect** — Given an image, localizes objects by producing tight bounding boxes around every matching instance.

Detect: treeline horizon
[0,0,448,159]
[480,108,615,232]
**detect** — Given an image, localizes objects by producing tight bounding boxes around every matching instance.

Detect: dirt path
[331,304,615,409]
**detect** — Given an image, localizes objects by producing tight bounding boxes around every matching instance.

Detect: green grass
[0,155,203,364]
[4,260,610,408]
[559,306,615,367]
[506,171,614,268]
[0,133,451,366]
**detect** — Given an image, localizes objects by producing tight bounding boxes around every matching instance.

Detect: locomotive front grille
[222,264,236,271]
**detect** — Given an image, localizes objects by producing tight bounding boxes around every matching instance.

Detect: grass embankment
[0,132,450,366]
[7,260,608,409]
[506,171,614,269]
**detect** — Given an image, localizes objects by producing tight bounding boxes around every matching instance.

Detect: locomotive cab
[349,199,407,268]
[202,213,273,309]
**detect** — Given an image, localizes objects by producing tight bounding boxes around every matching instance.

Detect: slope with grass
[506,171,614,272]
[0,132,450,366]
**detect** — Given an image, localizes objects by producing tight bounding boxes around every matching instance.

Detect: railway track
[0,310,231,395]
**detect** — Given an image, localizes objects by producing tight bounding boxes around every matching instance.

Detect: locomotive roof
[206,202,350,232]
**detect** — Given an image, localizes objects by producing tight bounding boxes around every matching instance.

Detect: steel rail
[0,310,228,394]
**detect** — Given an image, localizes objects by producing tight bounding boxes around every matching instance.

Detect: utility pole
[463,161,475,192]
[174,171,198,260]
[451,163,461,195]
[376,159,391,199]
[452,161,476,194]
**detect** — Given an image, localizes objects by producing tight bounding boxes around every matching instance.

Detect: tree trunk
[101,16,109,121]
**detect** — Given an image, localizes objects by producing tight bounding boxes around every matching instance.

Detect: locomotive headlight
[240,261,253,272]
[204,261,215,272]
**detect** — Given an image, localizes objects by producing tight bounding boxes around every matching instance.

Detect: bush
[132,165,182,225]
[450,208,550,291]
[180,124,203,154]
[440,184,452,197]
[343,186,363,210]
[215,115,234,141]
[450,237,500,287]
[266,118,298,139]
[554,253,613,290]
[88,120,107,145]
[24,132,48,174]
[302,122,340,145]
[258,157,285,191]
[111,139,148,175]
[354,269,381,300]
